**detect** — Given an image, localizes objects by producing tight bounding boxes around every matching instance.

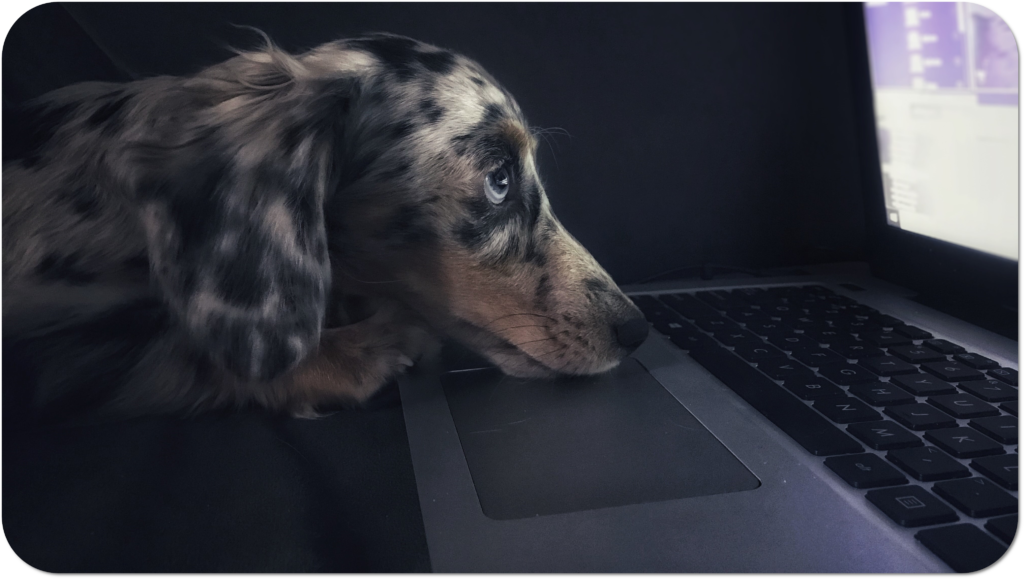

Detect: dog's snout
[613,316,649,353]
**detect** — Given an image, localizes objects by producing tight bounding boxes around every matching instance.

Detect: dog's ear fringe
[217,25,310,91]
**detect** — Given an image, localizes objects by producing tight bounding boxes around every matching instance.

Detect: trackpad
[441,358,760,520]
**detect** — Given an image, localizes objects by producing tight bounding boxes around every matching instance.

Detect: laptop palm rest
[441,357,760,520]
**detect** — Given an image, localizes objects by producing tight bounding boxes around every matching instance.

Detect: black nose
[614,316,650,353]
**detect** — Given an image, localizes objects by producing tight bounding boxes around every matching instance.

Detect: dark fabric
[2,350,431,572]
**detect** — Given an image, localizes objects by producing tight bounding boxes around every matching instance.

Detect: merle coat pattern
[3,33,647,418]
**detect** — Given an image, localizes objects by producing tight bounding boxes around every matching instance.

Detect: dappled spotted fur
[3,33,646,418]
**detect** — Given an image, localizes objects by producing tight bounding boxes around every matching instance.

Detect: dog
[2,32,648,419]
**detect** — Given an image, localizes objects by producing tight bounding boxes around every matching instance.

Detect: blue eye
[484,166,510,204]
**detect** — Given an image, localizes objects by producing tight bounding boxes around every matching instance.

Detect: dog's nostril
[614,317,649,352]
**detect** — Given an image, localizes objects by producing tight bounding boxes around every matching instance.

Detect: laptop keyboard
[631,285,1017,572]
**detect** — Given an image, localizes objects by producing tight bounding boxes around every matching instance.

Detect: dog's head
[128,33,645,383]
[317,34,648,377]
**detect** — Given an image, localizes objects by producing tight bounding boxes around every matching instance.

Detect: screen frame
[844,3,1018,339]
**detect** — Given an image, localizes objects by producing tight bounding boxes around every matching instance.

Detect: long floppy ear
[133,45,356,382]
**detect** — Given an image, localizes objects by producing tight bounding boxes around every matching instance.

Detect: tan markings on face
[497,119,536,157]
[437,200,628,378]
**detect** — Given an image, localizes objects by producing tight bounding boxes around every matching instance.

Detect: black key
[667,331,716,352]
[714,329,762,347]
[971,454,1018,490]
[915,524,1007,572]
[924,427,1004,458]
[631,295,677,323]
[694,290,748,311]
[889,373,956,396]
[782,375,844,400]
[802,327,851,344]
[653,317,698,337]
[829,341,885,360]
[870,312,900,326]
[887,446,970,481]
[848,382,916,406]
[745,321,791,337]
[841,320,883,335]
[817,363,878,385]
[1001,400,1018,416]
[791,348,846,367]
[759,304,798,317]
[893,324,933,340]
[959,379,1018,402]
[885,404,957,431]
[824,453,908,488]
[888,345,946,364]
[987,367,1018,386]
[661,293,721,321]
[847,420,924,450]
[730,287,769,301]
[767,333,820,351]
[785,316,827,331]
[921,361,986,382]
[866,486,958,527]
[953,353,1000,370]
[860,355,919,377]
[923,338,966,355]
[731,342,787,362]
[970,416,1018,444]
[932,477,1017,517]
[725,309,773,325]
[814,396,883,424]
[688,345,863,456]
[756,358,814,381]
[695,317,743,334]
[985,515,1017,544]
[861,332,912,348]
[928,393,999,419]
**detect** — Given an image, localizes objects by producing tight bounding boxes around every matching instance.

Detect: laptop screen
[863,2,1018,262]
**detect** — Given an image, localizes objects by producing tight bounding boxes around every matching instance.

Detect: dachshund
[2,32,648,419]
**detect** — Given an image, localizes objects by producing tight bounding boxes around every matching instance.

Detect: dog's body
[3,33,646,418]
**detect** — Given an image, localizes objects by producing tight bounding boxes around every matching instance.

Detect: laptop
[396,2,1019,572]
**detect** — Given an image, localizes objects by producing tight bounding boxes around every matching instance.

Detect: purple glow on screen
[865,2,1018,103]
[862,3,1019,261]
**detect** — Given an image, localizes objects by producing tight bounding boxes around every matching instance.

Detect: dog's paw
[284,305,439,417]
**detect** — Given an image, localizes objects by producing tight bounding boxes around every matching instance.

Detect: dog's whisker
[494,323,550,332]
[510,336,557,348]
[482,312,558,330]
[531,343,570,359]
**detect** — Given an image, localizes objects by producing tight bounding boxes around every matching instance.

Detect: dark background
[4,2,869,284]
[3,2,868,572]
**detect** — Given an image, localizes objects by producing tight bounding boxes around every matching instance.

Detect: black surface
[915,524,1008,572]
[3,347,430,572]
[441,358,760,520]
[2,403,431,573]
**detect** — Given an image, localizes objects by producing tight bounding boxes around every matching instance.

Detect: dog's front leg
[281,304,437,417]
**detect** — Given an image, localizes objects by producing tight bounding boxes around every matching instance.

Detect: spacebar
[689,345,863,456]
